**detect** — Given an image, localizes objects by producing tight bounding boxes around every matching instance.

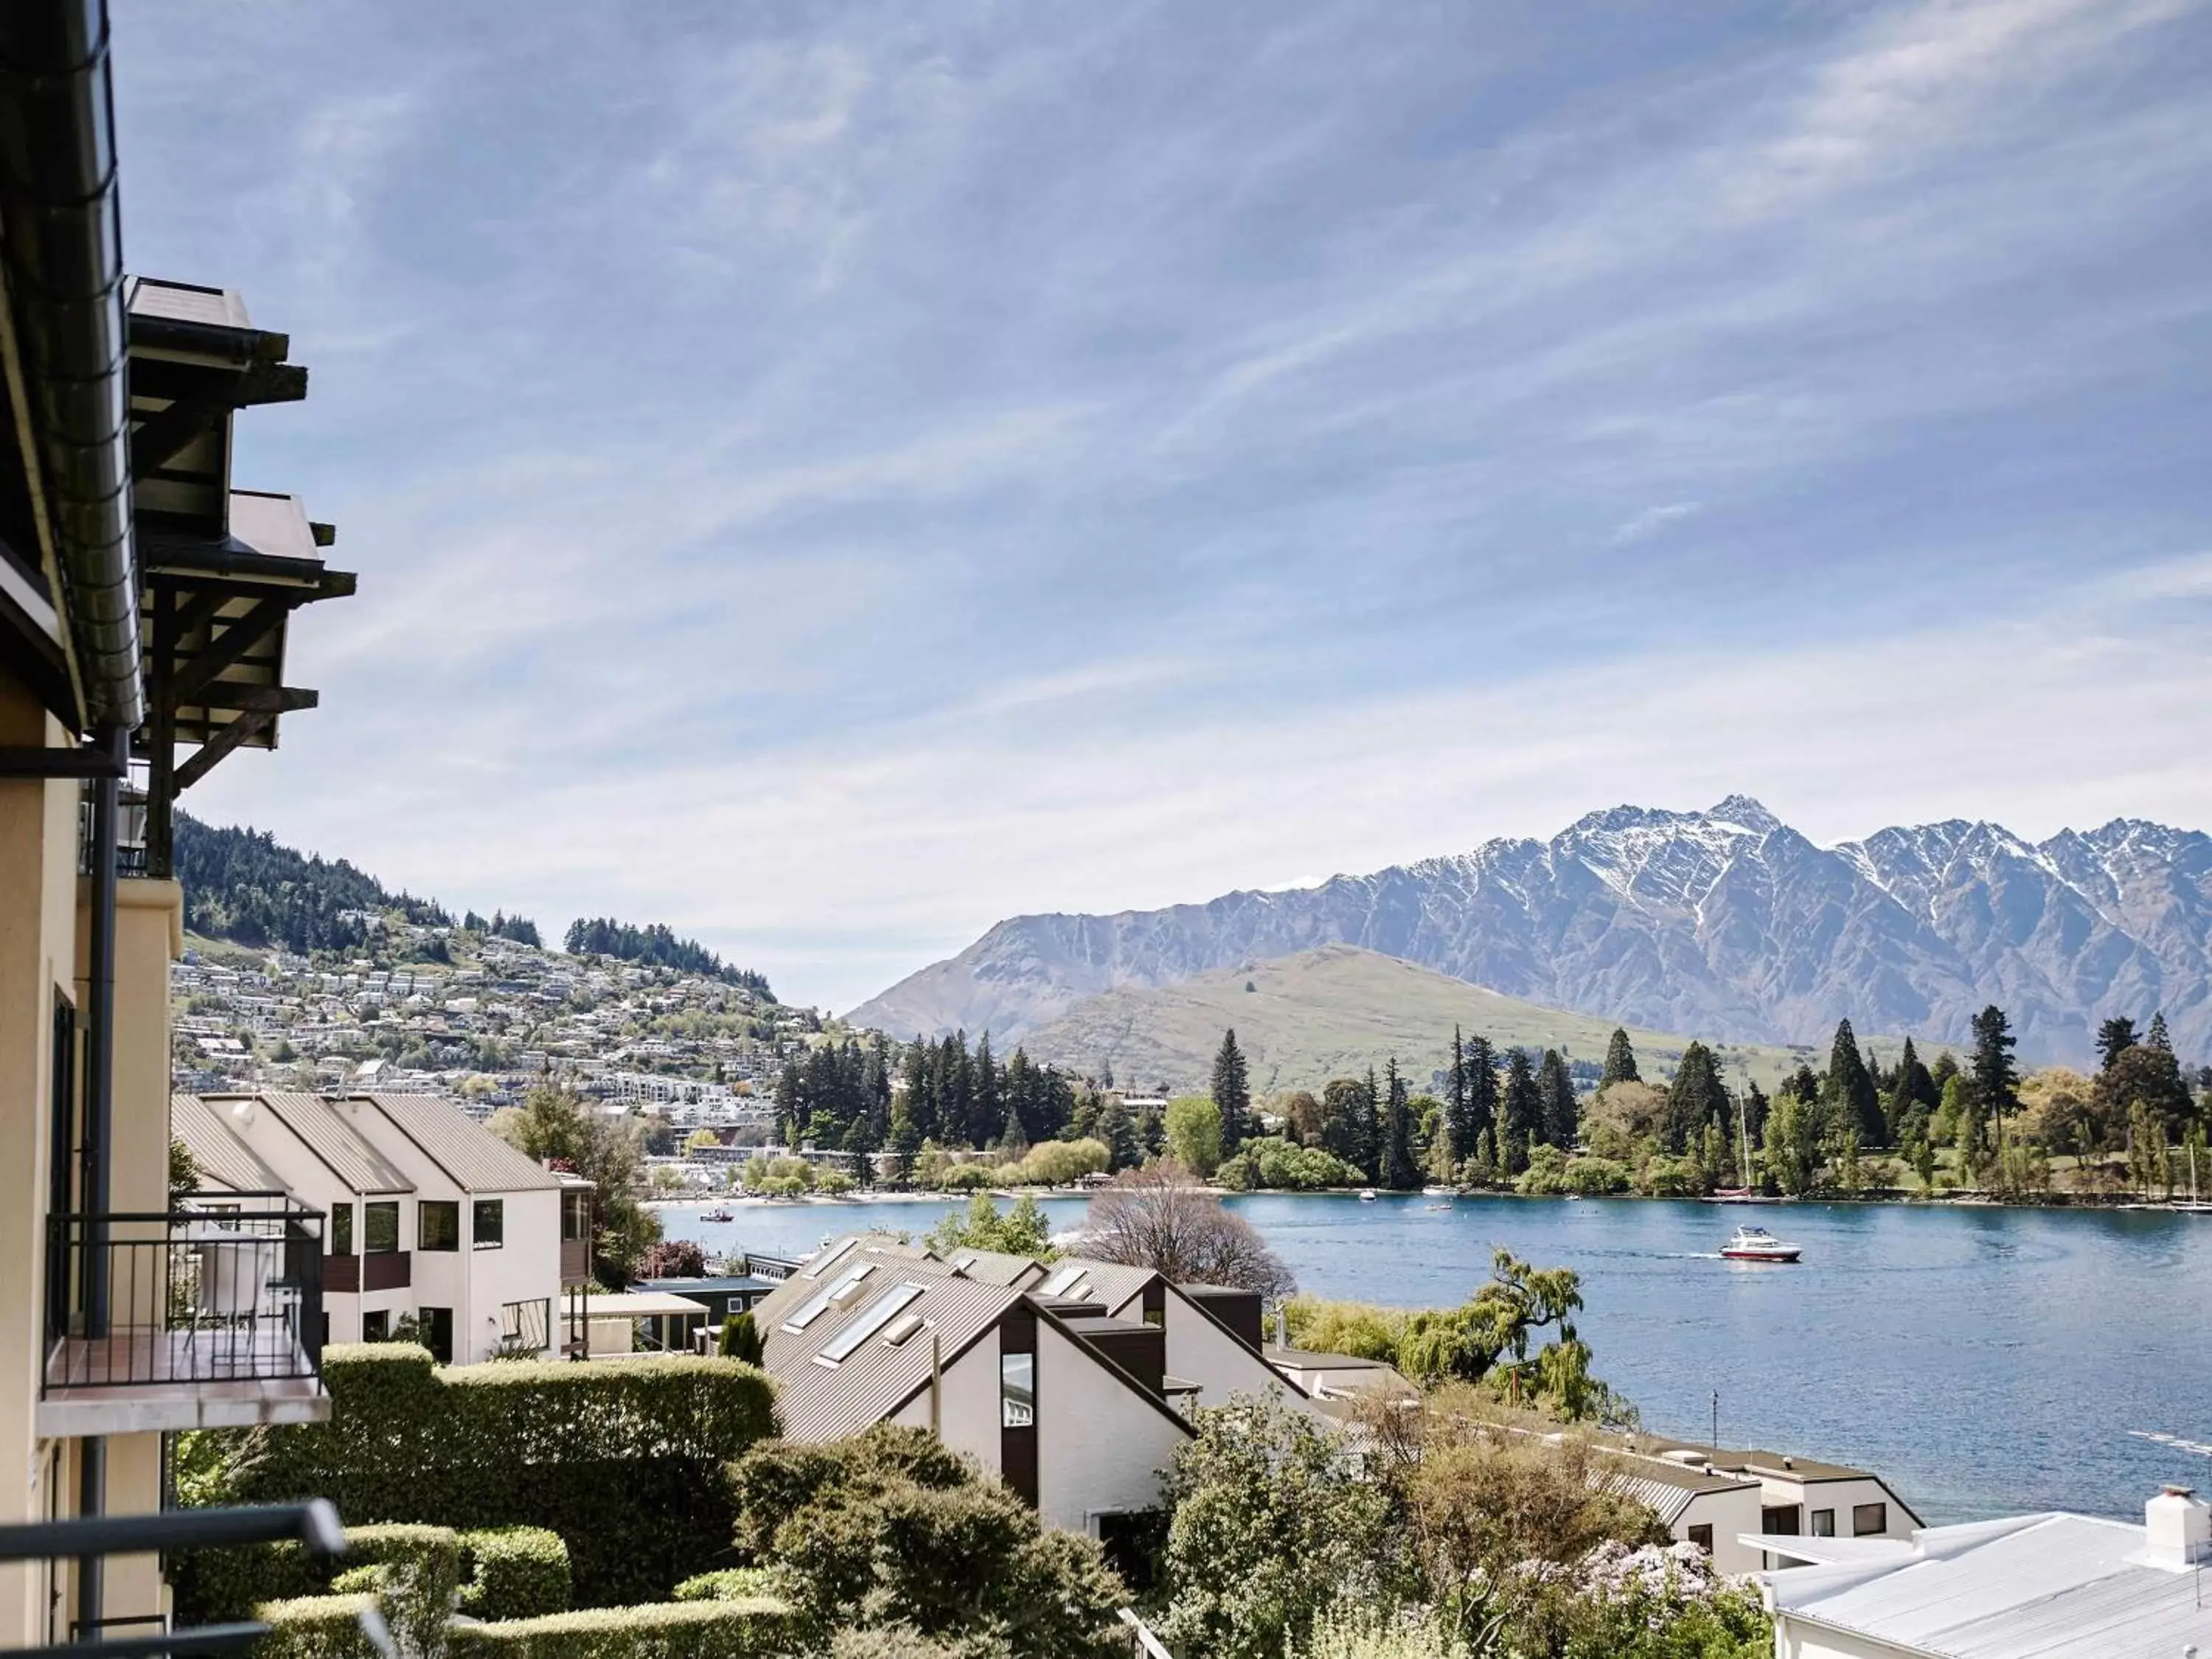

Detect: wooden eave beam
[164,596,292,708]
[173,707,279,792]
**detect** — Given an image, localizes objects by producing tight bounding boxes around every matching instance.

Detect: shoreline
[644,1186,2211,1215]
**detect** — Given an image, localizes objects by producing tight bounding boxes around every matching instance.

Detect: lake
[658,1191,2212,1524]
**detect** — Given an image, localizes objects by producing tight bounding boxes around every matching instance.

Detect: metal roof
[171,1092,290,1195]
[346,1093,563,1193]
[1038,1255,1159,1313]
[1766,1512,2212,1658]
[217,1091,412,1195]
[942,1248,1047,1287]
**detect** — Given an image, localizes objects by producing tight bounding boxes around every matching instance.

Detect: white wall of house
[1033,1318,1188,1535]
[1671,1484,1765,1574]
[1770,1478,1913,1543]
[1150,1287,1317,1413]
[1773,1618,1921,1658]
[889,1325,1003,1476]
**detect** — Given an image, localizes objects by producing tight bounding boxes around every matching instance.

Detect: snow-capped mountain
[846,797,2212,1066]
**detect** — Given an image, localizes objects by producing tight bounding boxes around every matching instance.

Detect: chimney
[2146,1485,2212,1571]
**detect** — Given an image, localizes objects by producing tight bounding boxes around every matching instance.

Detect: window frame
[1001,1349,1036,1428]
[501,1297,552,1350]
[418,1200,461,1253]
[362,1310,389,1341]
[1852,1502,1888,1537]
[1810,1508,1836,1537]
[472,1197,504,1250]
[329,1203,354,1256]
[364,1201,400,1255]
[1687,1523,1714,1554]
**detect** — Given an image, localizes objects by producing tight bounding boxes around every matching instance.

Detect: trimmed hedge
[443,1599,794,1659]
[181,1523,459,1630]
[183,1345,776,1608]
[255,1594,384,1659]
[459,1528,571,1622]
[669,1568,785,1604]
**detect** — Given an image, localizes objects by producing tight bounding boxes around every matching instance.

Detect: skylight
[804,1237,858,1277]
[815,1284,925,1366]
[1040,1264,1088,1296]
[783,1262,874,1332]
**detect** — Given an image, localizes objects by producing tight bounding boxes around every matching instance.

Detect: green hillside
[1020,944,1941,1096]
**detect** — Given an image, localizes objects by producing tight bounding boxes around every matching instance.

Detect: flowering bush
[1509,1540,1770,1658]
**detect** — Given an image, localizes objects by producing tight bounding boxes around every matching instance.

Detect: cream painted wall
[888,1326,1003,1478]
[1775,1617,1921,1658]
[1158,1289,1317,1415]
[1672,1484,1765,1573]
[1782,1478,1914,1542]
[0,679,80,1645]
[1033,1319,1187,1535]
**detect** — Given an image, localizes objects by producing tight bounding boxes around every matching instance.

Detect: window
[329,1204,354,1256]
[1853,1503,1888,1537]
[1687,1524,1714,1554]
[1761,1506,1801,1536]
[1810,1509,1836,1537]
[362,1310,389,1341]
[418,1201,460,1252]
[364,1202,400,1254]
[815,1284,925,1366]
[418,1306,453,1363]
[1001,1351,1035,1428]
[560,1190,591,1242]
[501,1298,551,1351]
[782,1262,875,1332]
[1039,1264,1087,1296]
[473,1199,504,1248]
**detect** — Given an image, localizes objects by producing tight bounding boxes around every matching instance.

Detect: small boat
[1424,1202,1453,1211]
[1720,1225,1801,1263]
[1358,1189,1378,1202]
[1704,1189,1782,1205]
[700,1208,734,1223]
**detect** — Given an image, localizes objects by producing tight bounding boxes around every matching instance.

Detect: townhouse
[178,1091,590,1363]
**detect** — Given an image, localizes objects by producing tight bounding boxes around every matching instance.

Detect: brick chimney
[2145,1485,2212,1571]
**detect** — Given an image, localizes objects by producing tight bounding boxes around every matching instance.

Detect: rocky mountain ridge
[847,796,2212,1066]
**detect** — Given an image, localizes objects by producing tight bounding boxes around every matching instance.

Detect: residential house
[1756,1484,2212,1658]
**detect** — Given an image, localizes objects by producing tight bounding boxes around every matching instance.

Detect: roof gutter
[0,0,142,730]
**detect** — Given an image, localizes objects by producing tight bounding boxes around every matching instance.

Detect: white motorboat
[1357,1188,1378,1202]
[1720,1225,1801,1263]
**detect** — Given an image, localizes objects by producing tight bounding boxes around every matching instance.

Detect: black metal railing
[44,1197,324,1392]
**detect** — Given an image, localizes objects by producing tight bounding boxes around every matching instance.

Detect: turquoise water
[665,1192,2212,1524]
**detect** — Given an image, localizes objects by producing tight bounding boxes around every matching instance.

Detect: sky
[114,0,2212,1012]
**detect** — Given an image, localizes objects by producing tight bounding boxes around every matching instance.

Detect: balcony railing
[44,1197,324,1396]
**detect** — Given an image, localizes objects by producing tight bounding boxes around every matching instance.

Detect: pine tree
[1885,1037,1935,1141]
[1211,1029,1252,1158]
[1969,1005,2020,1136]
[1464,1034,1498,1154]
[973,1033,1004,1147]
[1500,1048,1539,1176]
[2096,1016,2140,1073]
[2147,1012,2174,1053]
[1360,1066,1383,1182]
[1826,1019,1885,1146]
[1381,1057,1418,1189]
[1097,1096,1140,1171]
[1665,1042,1729,1154]
[1601,1028,1641,1087]
[1537,1048,1578,1148]
[1445,1027,1471,1169]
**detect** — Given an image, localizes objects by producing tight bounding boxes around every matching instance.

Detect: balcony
[41,1197,332,1436]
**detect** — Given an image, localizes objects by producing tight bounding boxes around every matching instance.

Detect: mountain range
[848,796,2212,1068]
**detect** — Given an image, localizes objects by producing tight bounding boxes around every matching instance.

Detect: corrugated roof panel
[171,1092,291,1195]
[348,1093,561,1192]
[244,1091,413,1194]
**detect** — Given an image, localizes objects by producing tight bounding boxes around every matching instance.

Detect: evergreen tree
[1381,1057,1418,1189]
[1826,1019,1885,1146]
[1537,1048,1578,1148]
[2147,1011,2174,1053]
[1969,1005,2020,1135]
[1601,1028,1641,1087]
[1319,1077,1371,1172]
[973,1033,1004,1147]
[901,1040,936,1144]
[1500,1048,1540,1175]
[1464,1034,1498,1153]
[2096,1016,2140,1073]
[1211,1029,1252,1157]
[1884,1037,1937,1141]
[773,1060,801,1146]
[1741,1078,1770,1150]
[1097,1096,1141,1171]
[1664,1042,1729,1153]
[1444,1027,1471,1169]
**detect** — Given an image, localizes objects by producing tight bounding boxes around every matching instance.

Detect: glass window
[473,1199,504,1248]
[330,1203,354,1256]
[816,1284,925,1366]
[362,1310,389,1341]
[561,1190,591,1242]
[419,1201,460,1251]
[501,1298,551,1349]
[782,1262,875,1332]
[1001,1351,1035,1428]
[1810,1509,1836,1537]
[364,1202,400,1254]
[1761,1506,1801,1536]
[1687,1525,1714,1554]
[1853,1503,1888,1537]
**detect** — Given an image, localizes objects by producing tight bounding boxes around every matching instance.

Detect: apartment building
[179,1091,591,1363]
[0,6,355,1640]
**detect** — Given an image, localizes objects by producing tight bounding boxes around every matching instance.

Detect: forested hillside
[563,917,773,993]
[174,812,451,953]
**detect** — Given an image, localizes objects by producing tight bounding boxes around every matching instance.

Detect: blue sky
[116,0,2212,1011]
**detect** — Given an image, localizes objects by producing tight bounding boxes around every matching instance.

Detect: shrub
[460,1528,571,1621]
[255,1594,385,1659]
[1279,1298,1408,1363]
[345,1524,465,1659]
[828,1629,1016,1659]
[716,1314,762,1365]
[670,1568,788,1603]
[1218,1138,1362,1192]
[939,1164,996,1191]
[443,1599,793,1659]
[177,1346,776,1612]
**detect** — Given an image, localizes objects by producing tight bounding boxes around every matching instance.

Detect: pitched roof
[1766,1512,2212,1658]
[229,1091,413,1194]
[1033,1254,1159,1311]
[171,1093,290,1195]
[940,1248,1047,1287]
[344,1093,561,1192]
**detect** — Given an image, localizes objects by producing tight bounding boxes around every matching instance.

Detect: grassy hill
[1020,944,1941,1096]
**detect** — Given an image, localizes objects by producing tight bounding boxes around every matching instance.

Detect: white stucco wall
[889,1325,1004,1477]
[1674,1484,1766,1573]
[1034,1320,1189,1534]
[1784,1478,1914,1541]
[1158,1289,1319,1414]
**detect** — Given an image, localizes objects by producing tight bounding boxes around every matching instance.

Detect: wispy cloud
[111,0,2212,1008]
